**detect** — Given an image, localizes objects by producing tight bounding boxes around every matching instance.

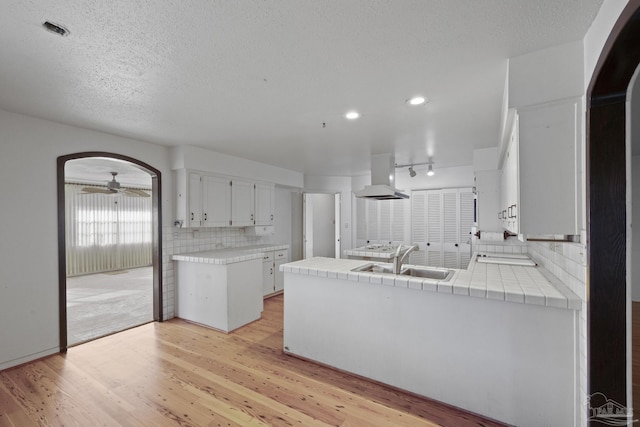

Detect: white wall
[0,109,172,370]
[509,40,584,108]
[172,145,303,188]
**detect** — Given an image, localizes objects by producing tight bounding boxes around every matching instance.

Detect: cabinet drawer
[261,252,274,262]
[274,250,288,261]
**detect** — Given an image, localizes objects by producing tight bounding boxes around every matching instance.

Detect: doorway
[587,0,640,417]
[303,193,341,258]
[57,152,162,351]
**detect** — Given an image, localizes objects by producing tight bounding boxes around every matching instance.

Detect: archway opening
[57,152,162,351]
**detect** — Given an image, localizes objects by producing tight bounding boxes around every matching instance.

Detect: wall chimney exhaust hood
[355,154,409,200]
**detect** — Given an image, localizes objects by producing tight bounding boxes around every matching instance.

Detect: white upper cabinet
[231,178,255,227]
[176,170,232,228]
[254,182,275,226]
[501,98,581,236]
[202,175,232,227]
[175,169,276,229]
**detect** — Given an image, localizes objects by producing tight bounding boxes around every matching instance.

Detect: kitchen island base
[283,270,577,427]
[176,258,262,333]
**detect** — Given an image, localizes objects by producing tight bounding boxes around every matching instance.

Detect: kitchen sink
[400,267,453,281]
[352,263,395,274]
[351,263,454,281]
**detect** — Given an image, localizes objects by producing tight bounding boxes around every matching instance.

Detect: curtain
[65,183,152,276]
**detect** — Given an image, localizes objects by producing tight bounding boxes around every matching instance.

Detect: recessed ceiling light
[345,111,360,120]
[43,21,70,37]
[407,96,427,106]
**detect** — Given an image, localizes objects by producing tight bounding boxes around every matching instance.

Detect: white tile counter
[282,252,579,426]
[343,244,396,260]
[173,244,289,265]
[280,252,580,311]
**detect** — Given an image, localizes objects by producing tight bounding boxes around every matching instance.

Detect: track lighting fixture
[395,160,435,177]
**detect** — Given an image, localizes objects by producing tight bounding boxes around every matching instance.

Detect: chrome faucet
[392,244,419,274]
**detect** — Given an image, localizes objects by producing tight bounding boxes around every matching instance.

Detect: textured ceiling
[0,0,603,176]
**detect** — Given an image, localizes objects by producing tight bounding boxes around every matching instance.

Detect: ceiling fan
[80,172,150,197]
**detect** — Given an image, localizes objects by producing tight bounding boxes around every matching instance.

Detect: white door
[303,193,340,259]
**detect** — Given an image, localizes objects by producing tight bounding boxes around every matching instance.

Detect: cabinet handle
[190,212,194,221]
[270,268,273,275]
[427,243,431,247]
[498,211,502,219]
[502,210,507,219]
[455,243,459,247]
[251,214,254,221]
[507,206,512,218]
[511,204,517,218]
[204,213,207,221]
[270,214,274,221]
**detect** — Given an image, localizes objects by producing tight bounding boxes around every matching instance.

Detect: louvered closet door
[378,200,392,245]
[366,199,379,244]
[425,190,443,267]
[390,199,407,247]
[355,196,368,248]
[441,190,459,269]
[458,190,475,268]
[410,190,427,265]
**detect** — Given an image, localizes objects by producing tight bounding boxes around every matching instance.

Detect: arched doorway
[57,152,163,351]
[587,0,640,416]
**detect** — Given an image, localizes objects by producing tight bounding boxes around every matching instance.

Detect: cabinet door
[262,261,274,295]
[255,182,274,226]
[188,172,203,227]
[441,191,459,269]
[518,99,579,235]
[231,179,255,226]
[274,260,285,292]
[202,175,231,227]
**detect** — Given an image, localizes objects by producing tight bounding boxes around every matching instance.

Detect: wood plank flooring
[0,295,506,426]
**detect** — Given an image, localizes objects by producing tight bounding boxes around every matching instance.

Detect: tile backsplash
[160,226,277,319]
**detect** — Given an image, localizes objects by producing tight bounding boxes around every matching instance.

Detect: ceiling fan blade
[80,187,114,195]
[122,188,151,197]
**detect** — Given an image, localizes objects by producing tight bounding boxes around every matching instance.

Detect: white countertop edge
[172,244,289,264]
[281,257,580,311]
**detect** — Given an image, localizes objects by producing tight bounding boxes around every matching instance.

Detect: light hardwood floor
[0,295,506,426]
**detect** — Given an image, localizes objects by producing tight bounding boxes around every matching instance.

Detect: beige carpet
[66,266,153,346]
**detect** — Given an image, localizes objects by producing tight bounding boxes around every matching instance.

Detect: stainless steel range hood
[355,154,409,200]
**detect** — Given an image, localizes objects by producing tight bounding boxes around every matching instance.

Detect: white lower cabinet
[262,249,288,296]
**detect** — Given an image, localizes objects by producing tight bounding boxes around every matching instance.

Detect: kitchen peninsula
[281,255,579,427]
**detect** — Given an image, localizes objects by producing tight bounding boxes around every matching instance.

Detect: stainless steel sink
[351,263,454,281]
[352,263,395,274]
[400,267,453,281]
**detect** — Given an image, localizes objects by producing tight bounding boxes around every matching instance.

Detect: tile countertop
[343,244,397,259]
[172,244,289,265]
[280,253,580,311]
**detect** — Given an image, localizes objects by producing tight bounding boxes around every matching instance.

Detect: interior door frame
[587,0,640,417]
[302,192,341,259]
[57,152,163,352]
